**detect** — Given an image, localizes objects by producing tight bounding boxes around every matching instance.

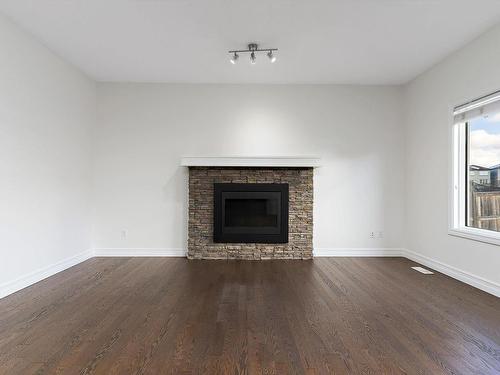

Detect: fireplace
[187,166,313,260]
[214,183,289,243]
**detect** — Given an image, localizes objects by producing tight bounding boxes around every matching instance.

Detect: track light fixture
[228,43,278,65]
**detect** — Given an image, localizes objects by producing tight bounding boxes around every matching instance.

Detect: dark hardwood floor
[0,257,498,374]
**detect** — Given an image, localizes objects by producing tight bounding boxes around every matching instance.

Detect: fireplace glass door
[214,183,288,243]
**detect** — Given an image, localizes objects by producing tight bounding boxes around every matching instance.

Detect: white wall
[404,24,500,286]
[0,13,96,295]
[94,84,405,253]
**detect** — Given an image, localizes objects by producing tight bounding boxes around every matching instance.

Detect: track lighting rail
[228,43,278,64]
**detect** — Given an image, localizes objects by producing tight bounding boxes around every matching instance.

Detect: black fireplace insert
[214,183,289,243]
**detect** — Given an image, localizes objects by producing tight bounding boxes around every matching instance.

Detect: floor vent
[411,266,434,274]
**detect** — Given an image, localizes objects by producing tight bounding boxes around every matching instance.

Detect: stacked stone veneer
[188,167,313,260]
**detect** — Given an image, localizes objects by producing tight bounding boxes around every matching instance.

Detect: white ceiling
[1,0,500,84]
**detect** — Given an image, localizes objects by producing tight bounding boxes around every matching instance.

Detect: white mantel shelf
[180,157,321,168]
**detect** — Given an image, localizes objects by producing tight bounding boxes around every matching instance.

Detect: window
[466,116,500,231]
[451,90,500,244]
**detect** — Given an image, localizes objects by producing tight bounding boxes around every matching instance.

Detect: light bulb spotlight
[230,52,239,64]
[267,50,276,63]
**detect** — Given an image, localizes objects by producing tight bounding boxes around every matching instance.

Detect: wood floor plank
[0,257,498,374]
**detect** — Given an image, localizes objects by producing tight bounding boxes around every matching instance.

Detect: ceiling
[1,0,500,85]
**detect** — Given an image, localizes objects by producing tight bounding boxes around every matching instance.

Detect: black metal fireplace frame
[214,183,289,243]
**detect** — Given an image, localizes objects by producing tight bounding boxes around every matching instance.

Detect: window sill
[448,227,500,246]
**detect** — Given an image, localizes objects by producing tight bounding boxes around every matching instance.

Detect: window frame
[449,113,500,246]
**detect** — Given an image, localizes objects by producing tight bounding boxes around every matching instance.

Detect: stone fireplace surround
[184,157,318,260]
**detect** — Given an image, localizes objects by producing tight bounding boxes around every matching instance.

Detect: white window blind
[453,90,500,124]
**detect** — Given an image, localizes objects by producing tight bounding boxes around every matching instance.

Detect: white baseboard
[404,249,500,298]
[0,249,93,299]
[94,248,186,257]
[314,248,404,257]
